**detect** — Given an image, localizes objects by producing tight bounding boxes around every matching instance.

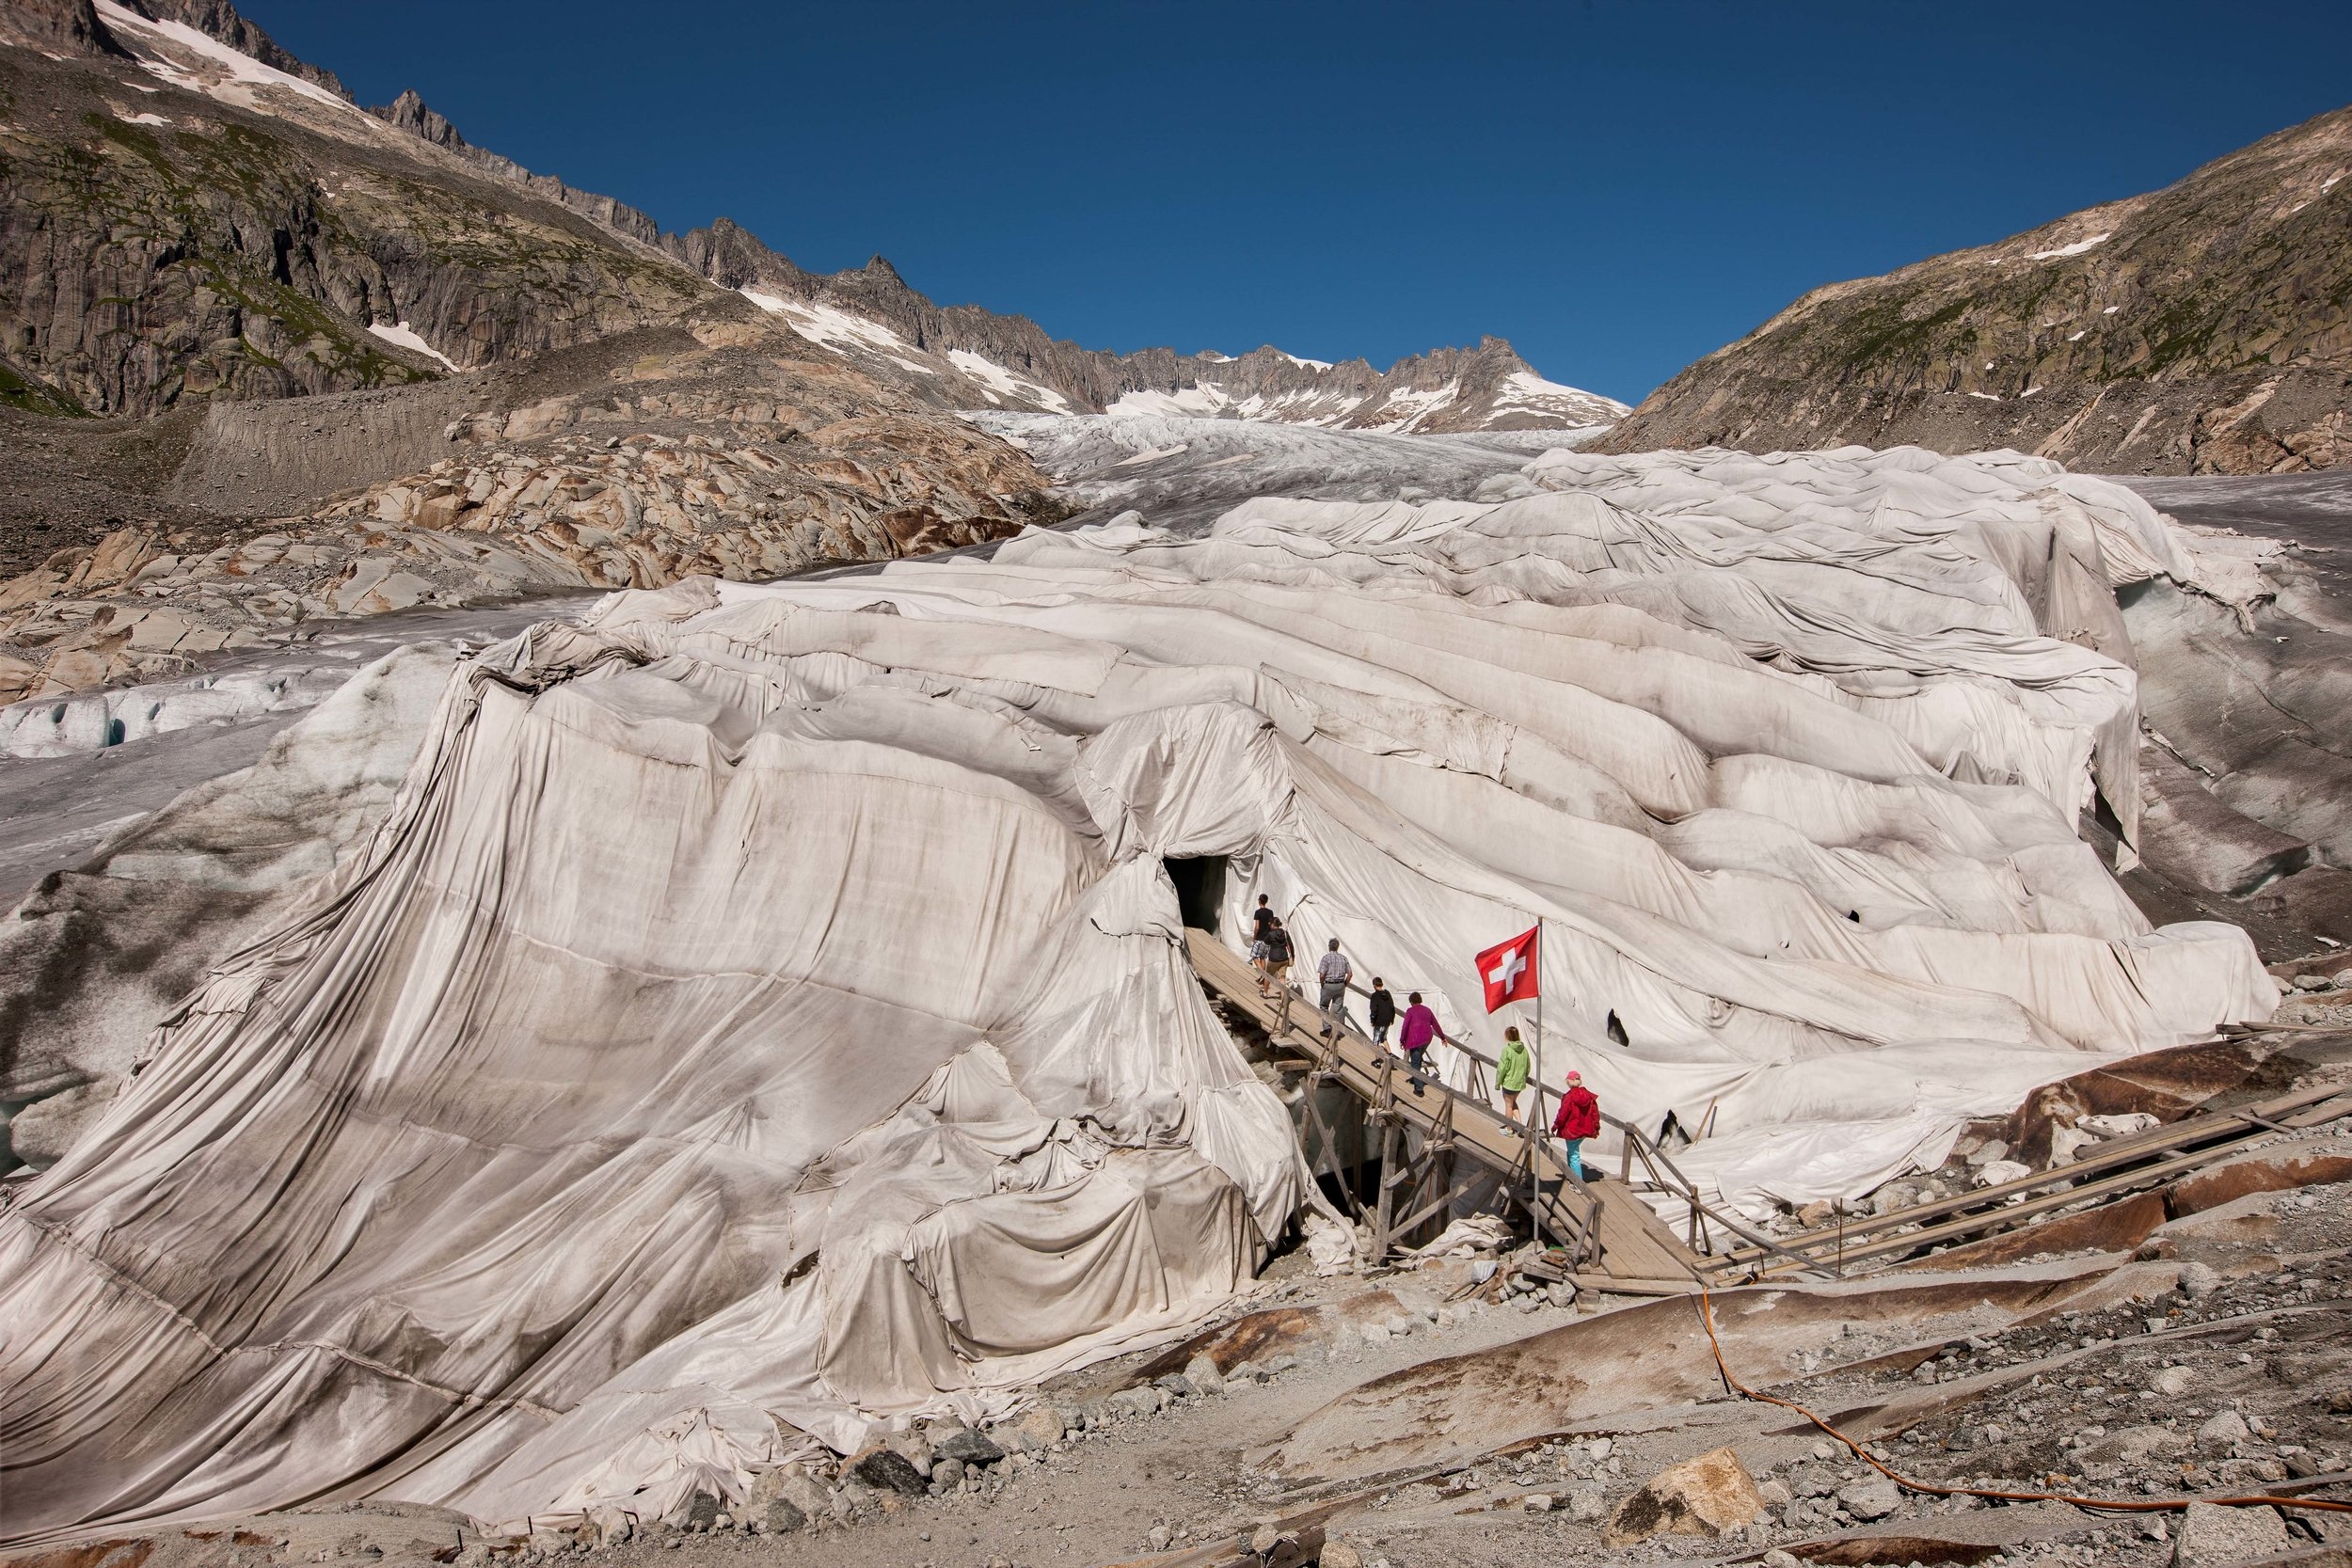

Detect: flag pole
[1530,919,1546,1256]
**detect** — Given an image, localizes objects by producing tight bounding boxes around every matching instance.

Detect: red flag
[1475,926,1539,1013]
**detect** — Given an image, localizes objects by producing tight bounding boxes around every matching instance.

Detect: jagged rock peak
[371,87,467,150]
[664,219,809,293]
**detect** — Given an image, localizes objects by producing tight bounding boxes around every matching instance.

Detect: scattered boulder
[1603,1447,1766,1544]
[1568,1488,1606,1522]
[1184,1353,1226,1393]
[2195,1410,2249,1450]
[748,1465,826,1529]
[933,1427,1005,1466]
[844,1444,927,1497]
[1000,1406,1066,1452]
[2180,1261,2223,1299]
[1837,1475,1904,1521]
[678,1492,721,1531]
[2150,1365,2196,1397]
[2171,1500,2290,1566]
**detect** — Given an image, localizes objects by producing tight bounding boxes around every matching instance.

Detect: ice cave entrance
[1165,855,1228,935]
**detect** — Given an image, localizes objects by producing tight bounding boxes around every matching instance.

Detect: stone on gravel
[2195,1410,2249,1449]
[2151,1366,2196,1396]
[933,1427,1005,1465]
[2180,1261,2223,1299]
[1603,1447,1766,1544]
[844,1444,927,1497]
[1837,1475,1903,1521]
[1522,1492,1555,1512]
[2171,1500,2291,1566]
[749,1465,826,1528]
[1184,1353,1226,1393]
[1568,1488,1606,1522]
[1001,1407,1066,1451]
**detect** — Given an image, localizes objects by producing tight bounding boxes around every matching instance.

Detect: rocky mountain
[667,217,1627,434]
[0,0,1061,701]
[0,0,1616,702]
[1600,105,2352,474]
[0,0,722,416]
[0,0,1618,436]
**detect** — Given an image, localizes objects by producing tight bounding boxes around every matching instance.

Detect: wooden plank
[1563,1273,1705,1296]
[1753,1120,2350,1275]
[1184,928,1706,1280]
[1724,1082,2352,1266]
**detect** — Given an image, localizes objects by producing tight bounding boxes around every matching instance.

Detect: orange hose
[1693,1290,2352,1516]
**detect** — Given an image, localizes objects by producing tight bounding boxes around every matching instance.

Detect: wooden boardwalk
[1183,928,1708,1283]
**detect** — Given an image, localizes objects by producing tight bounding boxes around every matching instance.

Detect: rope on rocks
[1692,1290,2352,1516]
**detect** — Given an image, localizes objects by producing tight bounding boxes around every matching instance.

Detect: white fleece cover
[0,445,2270,1544]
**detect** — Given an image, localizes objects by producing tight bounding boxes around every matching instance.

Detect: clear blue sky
[255,0,2348,404]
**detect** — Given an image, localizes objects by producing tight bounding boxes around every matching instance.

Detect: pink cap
[1565,1070,1581,1083]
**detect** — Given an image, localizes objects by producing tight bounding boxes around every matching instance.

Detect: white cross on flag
[1474,925,1539,1013]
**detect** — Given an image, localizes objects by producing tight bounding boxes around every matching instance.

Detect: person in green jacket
[1496,1024,1533,1122]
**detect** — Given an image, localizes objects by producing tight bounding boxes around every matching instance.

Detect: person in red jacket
[1551,1069,1601,1182]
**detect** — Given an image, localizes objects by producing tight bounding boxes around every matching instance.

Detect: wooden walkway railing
[1186,928,2352,1289]
[1183,928,1708,1283]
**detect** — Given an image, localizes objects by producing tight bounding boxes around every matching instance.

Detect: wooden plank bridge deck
[1185,927,2352,1290]
[1183,927,1707,1283]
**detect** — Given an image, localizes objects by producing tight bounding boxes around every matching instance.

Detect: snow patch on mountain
[94,0,358,118]
[739,288,909,354]
[365,321,462,372]
[1494,368,1631,424]
[2028,231,2112,261]
[1362,379,1461,431]
[946,349,1073,414]
[1105,384,1237,419]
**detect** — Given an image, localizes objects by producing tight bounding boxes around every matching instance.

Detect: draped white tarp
[0,445,2270,1545]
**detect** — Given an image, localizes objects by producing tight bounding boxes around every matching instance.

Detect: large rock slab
[1603,1446,1766,1544]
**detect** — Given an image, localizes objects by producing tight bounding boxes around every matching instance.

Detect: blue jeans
[1561,1138,1585,1182]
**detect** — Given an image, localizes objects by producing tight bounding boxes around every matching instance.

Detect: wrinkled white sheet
[0,446,2270,1545]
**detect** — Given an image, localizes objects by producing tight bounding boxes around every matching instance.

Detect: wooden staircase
[1183,927,1708,1285]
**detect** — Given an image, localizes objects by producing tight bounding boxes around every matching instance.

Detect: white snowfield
[365,321,464,373]
[92,0,359,118]
[0,445,2274,1544]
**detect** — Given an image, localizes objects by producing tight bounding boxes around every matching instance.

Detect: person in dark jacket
[1551,1069,1601,1181]
[1249,894,1279,943]
[1261,919,1294,1000]
[1366,978,1396,1048]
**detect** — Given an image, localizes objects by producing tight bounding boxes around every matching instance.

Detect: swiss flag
[1475,926,1539,1013]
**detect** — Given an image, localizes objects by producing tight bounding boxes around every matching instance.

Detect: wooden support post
[1371,1115,1404,1262]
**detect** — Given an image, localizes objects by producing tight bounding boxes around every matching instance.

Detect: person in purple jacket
[1396,990,1452,1099]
